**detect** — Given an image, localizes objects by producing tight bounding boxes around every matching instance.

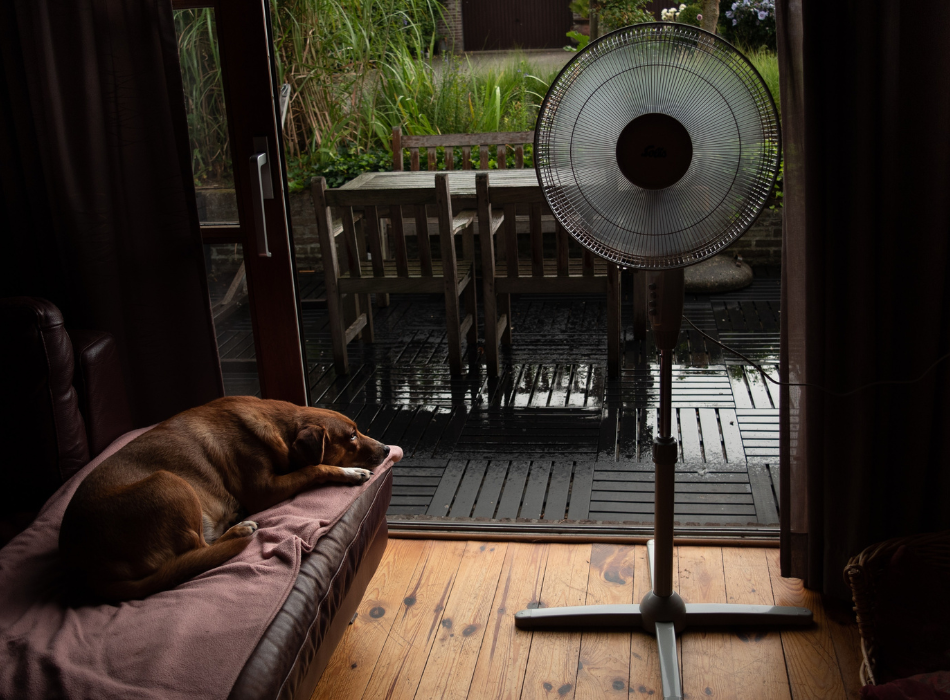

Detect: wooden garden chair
[475,172,621,378]
[312,173,478,376]
[391,126,534,171]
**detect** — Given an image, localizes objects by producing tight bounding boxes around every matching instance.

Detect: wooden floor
[213,269,784,531]
[313,540,864,700]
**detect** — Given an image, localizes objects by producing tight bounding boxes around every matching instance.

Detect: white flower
[757,9,767,19]
[680,3,686,8]
[732,18,738,24]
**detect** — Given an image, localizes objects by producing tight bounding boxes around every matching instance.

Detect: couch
[0,297,392,699]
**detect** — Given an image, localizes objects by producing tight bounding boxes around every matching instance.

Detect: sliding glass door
[173,0,308,404]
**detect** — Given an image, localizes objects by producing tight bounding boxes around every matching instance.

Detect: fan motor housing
[616,113,693,190]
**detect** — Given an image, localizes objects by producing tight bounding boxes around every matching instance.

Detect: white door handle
[250,136,274,258]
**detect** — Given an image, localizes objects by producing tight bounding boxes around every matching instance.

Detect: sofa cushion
[229,457,392,700]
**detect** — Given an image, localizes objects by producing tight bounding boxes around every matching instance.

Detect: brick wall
[724,201,783,266]
[438,0,464,53]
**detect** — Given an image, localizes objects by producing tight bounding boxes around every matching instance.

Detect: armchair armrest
[69,330,133,459]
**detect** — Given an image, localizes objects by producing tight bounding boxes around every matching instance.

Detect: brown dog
[59,396,390,603]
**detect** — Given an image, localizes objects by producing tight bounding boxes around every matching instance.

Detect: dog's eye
[350,432,357,441]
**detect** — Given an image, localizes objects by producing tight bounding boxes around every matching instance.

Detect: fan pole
[514,271,813,700]
[646,269,685,602]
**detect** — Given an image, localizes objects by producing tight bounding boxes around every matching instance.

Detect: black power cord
[682,316,950,398]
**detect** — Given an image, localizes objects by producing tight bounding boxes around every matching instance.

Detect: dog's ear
[291,425,326,464]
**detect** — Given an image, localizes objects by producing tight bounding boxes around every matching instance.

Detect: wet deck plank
[217,271,783,530]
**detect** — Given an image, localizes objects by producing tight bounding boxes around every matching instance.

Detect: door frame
[173,0,309,405]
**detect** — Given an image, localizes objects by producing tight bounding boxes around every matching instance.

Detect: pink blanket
[0,428,401,700]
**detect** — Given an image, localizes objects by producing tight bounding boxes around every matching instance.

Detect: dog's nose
[382,444,391,456]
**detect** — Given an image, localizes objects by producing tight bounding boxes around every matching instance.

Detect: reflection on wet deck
[216,270,783,533]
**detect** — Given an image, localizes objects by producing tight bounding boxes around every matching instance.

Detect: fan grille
[535,23,780,269]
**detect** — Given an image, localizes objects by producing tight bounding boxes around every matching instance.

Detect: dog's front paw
[342,468,372,484]
[226,520,258,538]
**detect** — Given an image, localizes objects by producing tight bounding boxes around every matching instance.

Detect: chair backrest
[312,174,458,282]
[477,172,600,284]
[392,126,534,172]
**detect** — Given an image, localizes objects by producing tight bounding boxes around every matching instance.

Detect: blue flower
[725,10,733,17]
[757,9,767,19]
[732,18,738,24]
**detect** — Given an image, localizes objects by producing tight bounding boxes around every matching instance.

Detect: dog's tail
[96,536,253,602]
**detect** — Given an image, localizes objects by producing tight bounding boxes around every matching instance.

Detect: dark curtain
[0,0,224,427]
[777,0,950,597]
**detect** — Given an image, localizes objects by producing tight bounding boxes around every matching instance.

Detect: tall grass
[271,0,442,162]
[175,0,442,182]
[368,51,558,140]
[742,46,781,121]
[175,9,231,184]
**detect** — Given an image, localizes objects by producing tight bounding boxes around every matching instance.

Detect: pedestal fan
[513,23,812,700]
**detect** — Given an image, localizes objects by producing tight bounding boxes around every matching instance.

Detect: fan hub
[616,113,693,190]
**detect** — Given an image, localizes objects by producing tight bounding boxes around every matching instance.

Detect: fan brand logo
[641,145,667,158]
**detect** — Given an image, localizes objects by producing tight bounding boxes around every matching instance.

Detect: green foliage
[598,0,655,30]
[269,0,444,162]
[769,158,784,209]
[174,9,231,185]
[741,46,780,121]
[564,30,590,52]
[369,51,556,141]
[177,2,556,187]
[565,0,652,51]
[175,0,446,184]
[569,0,589,17]
[287,147,392,191]
[718,0,776,51]
[676,4,702,26]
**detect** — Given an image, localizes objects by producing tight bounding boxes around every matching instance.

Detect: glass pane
[204,243,260,397]
[174,8,239,224]
[176,8,259,394]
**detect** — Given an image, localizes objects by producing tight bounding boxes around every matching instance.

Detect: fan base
[514,540,813,700]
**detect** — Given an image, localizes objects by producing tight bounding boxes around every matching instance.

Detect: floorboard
[316,541,865,700]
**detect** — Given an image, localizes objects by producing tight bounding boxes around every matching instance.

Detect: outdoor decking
[214,268,783,533]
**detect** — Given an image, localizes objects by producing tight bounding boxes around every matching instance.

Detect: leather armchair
[0,297,132,546]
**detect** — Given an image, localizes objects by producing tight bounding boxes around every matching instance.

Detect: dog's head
[289,408,390,469]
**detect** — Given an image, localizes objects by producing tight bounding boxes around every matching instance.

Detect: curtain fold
[0,0,223,427]
[777,0,950,597]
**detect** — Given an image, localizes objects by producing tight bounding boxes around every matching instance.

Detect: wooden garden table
[339,168,544,265]
[339,168,541,203]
